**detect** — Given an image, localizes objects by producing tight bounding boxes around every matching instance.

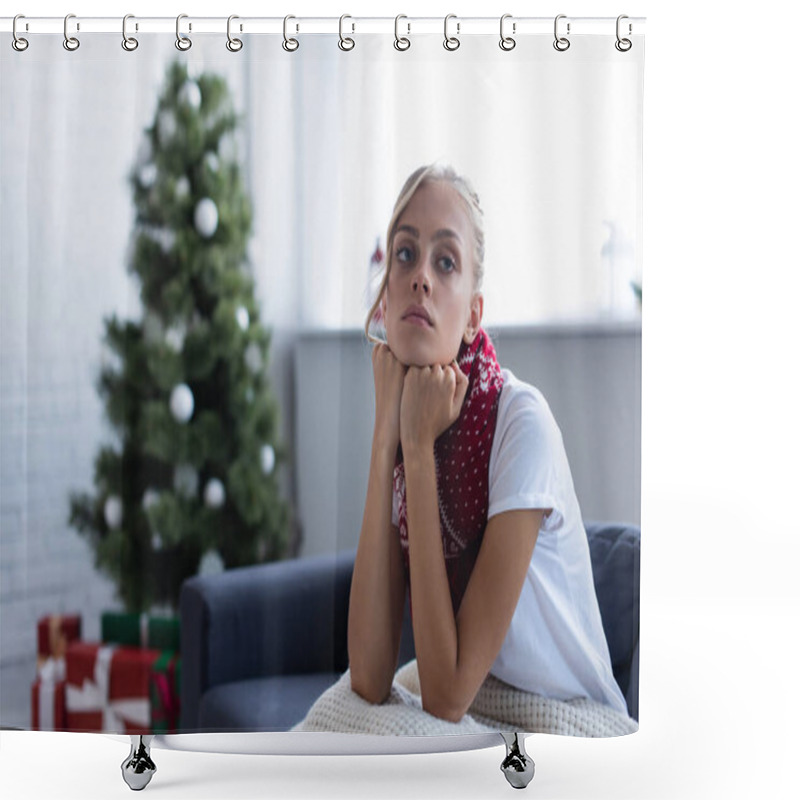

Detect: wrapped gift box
[31,657,67,731]
[101,611,180,652]
[65,641,161,734]
[148,617,180,653]
[101,611,147,647]
[150,651,181,733]
[36,614,81,669]
[32,678,67,731]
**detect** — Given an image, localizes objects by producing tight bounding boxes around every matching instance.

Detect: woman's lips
[403,313,432,327]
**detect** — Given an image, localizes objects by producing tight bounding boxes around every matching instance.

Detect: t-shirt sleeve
[487,387,569,532]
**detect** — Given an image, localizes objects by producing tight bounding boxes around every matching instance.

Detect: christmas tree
[69,62,290,613]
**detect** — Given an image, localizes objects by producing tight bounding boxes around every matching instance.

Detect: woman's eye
[396,246,414,264]
[437,255,456,273]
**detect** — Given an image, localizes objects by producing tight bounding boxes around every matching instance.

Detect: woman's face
[382,180,483,367]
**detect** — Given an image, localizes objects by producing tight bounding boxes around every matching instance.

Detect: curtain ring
[122,14,139,51]
[443,14,460,51]
[338,14,355,51]
[12,15,29,52]
[499,14,516,51]
[176,14,192,51]
[615,15,632,52]
[394,15,410,51]
[227,15,243,52]
[283,15,299,52]
[553,14,570,52]
[63,13,80,51]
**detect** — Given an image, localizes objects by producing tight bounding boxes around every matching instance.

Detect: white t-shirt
[394,368,628,715]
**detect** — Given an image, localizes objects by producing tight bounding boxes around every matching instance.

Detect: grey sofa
[179,522,640,732]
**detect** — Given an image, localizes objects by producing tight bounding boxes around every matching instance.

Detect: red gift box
[65,641,160,734]
[31,676,66,731]
[32,645,69,731]
[36,614,81,670]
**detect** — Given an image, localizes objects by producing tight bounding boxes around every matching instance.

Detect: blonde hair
[364,164,485,343]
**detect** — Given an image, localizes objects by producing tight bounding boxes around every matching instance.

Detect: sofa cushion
[198,672,342,731]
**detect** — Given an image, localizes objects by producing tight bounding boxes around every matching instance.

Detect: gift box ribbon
[65,645,150,731]
[36,656,66,731]
[38,615,70,664]
[152,656,179,731]
[38,655,66,684]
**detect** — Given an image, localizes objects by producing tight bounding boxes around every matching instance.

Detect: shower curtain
[0,17,644,739]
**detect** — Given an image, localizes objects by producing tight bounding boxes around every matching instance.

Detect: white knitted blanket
[292,661,638,738]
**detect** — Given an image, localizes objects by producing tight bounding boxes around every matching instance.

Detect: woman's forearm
[402,443,462,719]
[347,433,405,703]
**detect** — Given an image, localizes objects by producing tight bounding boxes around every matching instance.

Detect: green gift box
[101,612,180,652]
[149,651,181,733]
[148,617,180,652]
[101,612,145,647]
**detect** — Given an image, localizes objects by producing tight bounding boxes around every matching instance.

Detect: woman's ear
[463,292,484,343]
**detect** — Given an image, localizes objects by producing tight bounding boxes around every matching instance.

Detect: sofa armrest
[180,550,355,730]
[585,521,640,721]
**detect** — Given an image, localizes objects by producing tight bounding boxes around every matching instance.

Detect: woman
[347,164,628,723]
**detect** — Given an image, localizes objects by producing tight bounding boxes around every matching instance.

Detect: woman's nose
[411,261,431,294]
[412,277,430,294]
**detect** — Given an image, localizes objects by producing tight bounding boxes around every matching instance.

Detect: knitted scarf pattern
[394,327,504,616]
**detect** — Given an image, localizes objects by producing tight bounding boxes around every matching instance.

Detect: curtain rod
[1,16,646,37]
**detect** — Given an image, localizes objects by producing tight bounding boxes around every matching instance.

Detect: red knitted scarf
[394,327,505,616]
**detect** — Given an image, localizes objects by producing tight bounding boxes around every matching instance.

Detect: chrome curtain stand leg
[500,732,535,789]
[121,735,157,791]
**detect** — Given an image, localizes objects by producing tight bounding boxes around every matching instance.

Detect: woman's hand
[400,362,468,454]
[372,343,409,452]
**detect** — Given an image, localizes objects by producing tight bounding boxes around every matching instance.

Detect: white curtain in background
[244,33,643,330]
[2,34,643,342]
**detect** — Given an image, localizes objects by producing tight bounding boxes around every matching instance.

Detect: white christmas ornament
[219,132,237,161]
[144,226,176,254]
[174,464,199,498]
[191,311,204,330]
[236,306,250,331]
[142,489,160,510]
[161,230,177,253]
[261,444,276,475]
[170,383,195,423]
[138,163,158,189]
[165,323,187,352]
[104,496,123,529]
[187,61,204,80]
[178,80,202,111]
[157,110,177,142]
[143,312,165,344]
[204,478,226,509]
[101,345,123,374]
[194,198,219,238]
[174,176,190,199]
[199,549,225,576]
[244,342,263,374]
[204,152,220,173]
